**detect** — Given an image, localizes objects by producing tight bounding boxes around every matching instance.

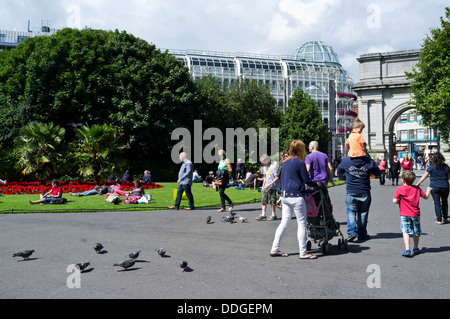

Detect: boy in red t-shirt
[393,171,431,257]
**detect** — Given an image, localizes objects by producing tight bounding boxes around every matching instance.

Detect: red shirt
[401,159,413,171]
[393,185,425,217]
[52,186,62,197]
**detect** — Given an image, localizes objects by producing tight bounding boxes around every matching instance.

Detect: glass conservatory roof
[293,41,340,64]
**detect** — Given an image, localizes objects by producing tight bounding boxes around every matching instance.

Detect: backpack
[50,198,67,205]
[106,195,120,204]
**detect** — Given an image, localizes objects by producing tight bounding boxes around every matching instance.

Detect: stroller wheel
[322,242,333,255]
[337,238,342,250]
[306,240,312,251]
[327,243,333,254]
[321,242,332,254]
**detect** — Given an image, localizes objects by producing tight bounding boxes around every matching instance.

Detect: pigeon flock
[12,243,190,274]
[12,212,251,277]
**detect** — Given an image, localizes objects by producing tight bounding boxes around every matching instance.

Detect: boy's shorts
[400,216,422,236]
[261,188,277,205]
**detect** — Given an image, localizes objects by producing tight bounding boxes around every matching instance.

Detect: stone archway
[353,49,421,160]
[384,102,415,158]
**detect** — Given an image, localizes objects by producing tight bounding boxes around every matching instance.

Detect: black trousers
[218,173,232,208]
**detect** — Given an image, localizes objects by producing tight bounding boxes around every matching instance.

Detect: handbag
[215,169,227,185]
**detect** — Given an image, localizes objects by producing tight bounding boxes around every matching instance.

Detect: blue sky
[2,0,448,82]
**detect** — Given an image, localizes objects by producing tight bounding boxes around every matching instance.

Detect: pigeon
[206,215,211,224]
[93,243,103,254]
[113,259,136,270]
[225,214,235,223]
[128,250,141,259]
[155,248,166,257]
[238,216,248,223]
[179,260,188,272]
[76,262,90,272]
[13,250,35,260]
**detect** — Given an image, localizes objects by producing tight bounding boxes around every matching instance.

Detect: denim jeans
[345,193,372,239]
[78,189,99,196]
[174,184,194,209]
[430,187,449,222]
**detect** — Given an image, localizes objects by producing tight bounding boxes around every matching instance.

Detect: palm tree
[73,124,125,183]
[14,122,66,180]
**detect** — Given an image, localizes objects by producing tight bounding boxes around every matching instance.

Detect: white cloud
[278,0,341,26]
[1,0,448,82]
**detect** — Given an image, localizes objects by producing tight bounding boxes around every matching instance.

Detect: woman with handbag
[217,149,234,212]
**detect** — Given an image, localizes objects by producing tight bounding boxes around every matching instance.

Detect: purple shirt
[305,151,330,184]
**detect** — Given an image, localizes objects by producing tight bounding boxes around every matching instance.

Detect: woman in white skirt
[270,139,318,260]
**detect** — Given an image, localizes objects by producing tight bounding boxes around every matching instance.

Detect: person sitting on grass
[123,180,145,204]
[104,184,129,198]
[28,179,63,205]
[242,171,263,190]
[203,171,214,187]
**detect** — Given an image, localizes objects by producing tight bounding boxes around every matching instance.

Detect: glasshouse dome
[293,41,340,64]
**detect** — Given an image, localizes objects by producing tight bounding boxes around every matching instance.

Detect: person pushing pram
[305,141,335,210]
[304,141,344,253]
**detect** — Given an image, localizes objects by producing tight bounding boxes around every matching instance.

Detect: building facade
[168,41,356,158]
[353,49,441,163]
[0,25,56,52]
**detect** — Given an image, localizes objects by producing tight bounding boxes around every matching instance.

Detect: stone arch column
[353,49,421,161]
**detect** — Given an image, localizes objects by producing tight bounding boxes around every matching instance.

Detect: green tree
[407,7,450,142]
[226,79,282,129]
[196,75,230,131]
[280,88,329,152]
[73,124,125,183]
[0,28,202,180]
[196,76,281,162]
[14,122,65,180]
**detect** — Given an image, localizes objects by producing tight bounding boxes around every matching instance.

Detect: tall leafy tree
[227,79,282,129]
[280,88,329,152]
[407,7,450,142]
[196,76,281,166]
[73,124,125,183]
[0,28,202,180]
[14,122,65,180]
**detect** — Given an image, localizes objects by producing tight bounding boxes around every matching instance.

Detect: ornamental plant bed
[0,180,163,195]
[0,181,345,214]
[0,182,263,213]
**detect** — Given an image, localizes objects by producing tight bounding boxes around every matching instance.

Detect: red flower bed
[0,181,163,195]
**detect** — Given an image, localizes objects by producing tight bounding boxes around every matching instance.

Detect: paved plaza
[1,170,449,300]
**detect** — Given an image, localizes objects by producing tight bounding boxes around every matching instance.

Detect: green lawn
[0,181,345,214]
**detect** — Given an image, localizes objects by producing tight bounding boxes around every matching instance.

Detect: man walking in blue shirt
[169,152,195,210]
[337,156,380,242]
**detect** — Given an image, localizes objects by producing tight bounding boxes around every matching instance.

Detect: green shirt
[218,158,229,170]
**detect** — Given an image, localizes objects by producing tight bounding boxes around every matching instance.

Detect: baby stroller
[305,185,347,254]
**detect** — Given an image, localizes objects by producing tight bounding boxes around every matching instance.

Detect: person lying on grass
[70,185,108,197]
